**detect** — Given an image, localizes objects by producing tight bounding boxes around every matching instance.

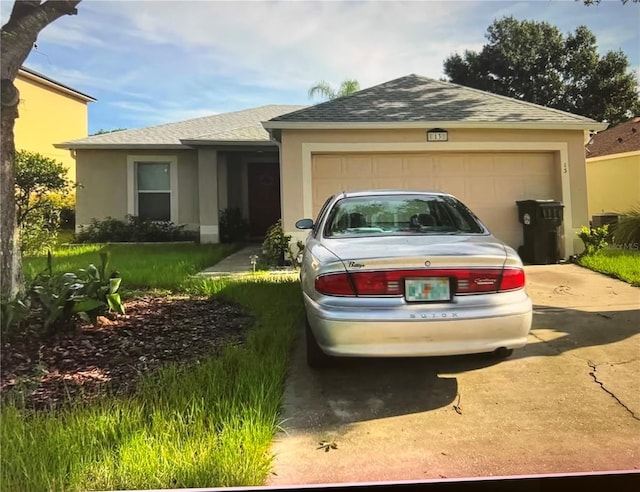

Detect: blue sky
[2,0,638,134]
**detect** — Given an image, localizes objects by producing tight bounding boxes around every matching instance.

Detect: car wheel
[493,347,514,359]
[306,318,331,369]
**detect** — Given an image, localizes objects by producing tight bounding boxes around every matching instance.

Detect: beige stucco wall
[279,127,588,256]
[76,149,199,231]
[177,151,199,226]
[586,152,640,217]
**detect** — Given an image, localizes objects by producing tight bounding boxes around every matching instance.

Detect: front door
[248,162,281,237]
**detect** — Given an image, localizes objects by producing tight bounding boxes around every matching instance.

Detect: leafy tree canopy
[443,16,640,125]
[90,128,127,135]
[14,149,72,226]
[308,79,360,101]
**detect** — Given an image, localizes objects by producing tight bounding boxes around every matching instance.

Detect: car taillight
[499,268,526,291]
[315,273,355,296]
[351,271,402,295]
[316,267,525,297]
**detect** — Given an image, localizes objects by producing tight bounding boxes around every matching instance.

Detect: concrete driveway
[268,264,640,485]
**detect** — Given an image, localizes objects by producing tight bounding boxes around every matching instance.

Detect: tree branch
[1,0,81,80]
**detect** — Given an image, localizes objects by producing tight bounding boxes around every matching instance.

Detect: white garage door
[312,152,560,249]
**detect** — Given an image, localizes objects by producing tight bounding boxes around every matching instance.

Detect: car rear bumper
[304,291,532,357]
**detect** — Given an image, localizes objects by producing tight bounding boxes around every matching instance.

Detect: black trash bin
[516,200,564,264]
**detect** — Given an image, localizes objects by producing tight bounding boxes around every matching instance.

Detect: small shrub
[20,197,61,255]
[2,252,126,334]
[577,224,609,256]
[29,251,125,332]
[261,220,290,266]
[15,150,75,255]
[612,204,640,248]
[219,208,249,243]
[0,294,30,334]
[75,215,196,243]
[48,191,76,230]
[286,240,305,268]
[261,220,305,267]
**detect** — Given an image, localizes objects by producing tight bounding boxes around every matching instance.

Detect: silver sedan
[295,190,532,368]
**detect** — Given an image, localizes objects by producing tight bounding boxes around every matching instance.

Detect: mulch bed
[1,296,254,411]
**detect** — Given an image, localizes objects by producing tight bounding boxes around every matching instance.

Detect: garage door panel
[404,156,436,176]
[313,155,344,176]
[524,177,559,199]
[345,159,372,176]
[311,152,557,249]
[372,156,405,176]
[468,154,495,171]
[493,177,526,200]
[479,207,520,228]
[435,155,466,175]
[371,178,406,189]
[313,181,342,214]
[523,153,555,174]
[493,154,523,175]
[468,177,500,203]
[434,177,465,197]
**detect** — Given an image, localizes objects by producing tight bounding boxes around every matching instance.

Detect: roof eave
[262,120,608,131]
[18,68,96,103]
[586,149,640,162]
[54,143,188,150]
[179,139,277,147]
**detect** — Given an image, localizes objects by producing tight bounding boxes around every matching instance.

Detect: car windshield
[323,194,485,237]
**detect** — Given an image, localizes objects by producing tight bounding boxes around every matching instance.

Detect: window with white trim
[127,155,178,223]
[137,161,171,221]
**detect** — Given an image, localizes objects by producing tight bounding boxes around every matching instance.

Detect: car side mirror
[295,218,314,230]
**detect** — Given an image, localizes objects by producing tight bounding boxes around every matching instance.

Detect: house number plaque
[427,129,448,142]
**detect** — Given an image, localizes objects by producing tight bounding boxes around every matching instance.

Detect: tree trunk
[0,80,22,298]
[0,0,81,300]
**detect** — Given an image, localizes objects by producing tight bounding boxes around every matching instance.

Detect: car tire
[492,347,514,359]
[306,318,331,369]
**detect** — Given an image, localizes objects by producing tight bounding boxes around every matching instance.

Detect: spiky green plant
[612,204,640,247]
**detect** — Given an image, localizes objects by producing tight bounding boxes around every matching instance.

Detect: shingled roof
[264,74,603,129]
[58,105,305,149]
[586,117,640,159]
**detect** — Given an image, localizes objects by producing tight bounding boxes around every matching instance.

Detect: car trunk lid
[322,234,508,270]
[314,235,522,297]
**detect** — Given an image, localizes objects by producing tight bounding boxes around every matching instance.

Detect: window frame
[127,155,178,223]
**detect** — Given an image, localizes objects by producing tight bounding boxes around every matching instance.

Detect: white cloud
[109,100,220,125]
[81,0,486,91]
[36,22,108,49]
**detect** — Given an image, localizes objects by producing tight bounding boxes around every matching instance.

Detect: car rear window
[323,194,485,237]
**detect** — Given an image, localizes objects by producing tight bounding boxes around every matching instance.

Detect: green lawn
[578,248,640,286]
[55,229,75,246]
[23,243,239,291]
[2,242,305,490]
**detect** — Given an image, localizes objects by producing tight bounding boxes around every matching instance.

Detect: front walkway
[196,244,263,277]
[196,244,298,278]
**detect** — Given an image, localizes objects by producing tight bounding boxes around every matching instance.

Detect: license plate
[405,277,451,302]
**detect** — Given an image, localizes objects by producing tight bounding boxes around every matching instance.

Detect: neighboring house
[58,75,606,257]
[15,66,95,183]
[585,117,640,219]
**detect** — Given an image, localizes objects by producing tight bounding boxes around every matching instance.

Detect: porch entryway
[248,162,281,237]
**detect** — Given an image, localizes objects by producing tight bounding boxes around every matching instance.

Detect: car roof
[339,190,452,198]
